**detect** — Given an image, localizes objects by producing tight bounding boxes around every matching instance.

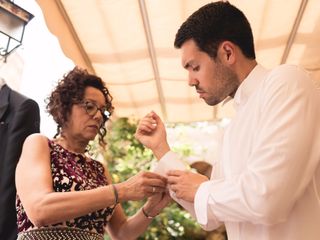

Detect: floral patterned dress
[16,139,115,239]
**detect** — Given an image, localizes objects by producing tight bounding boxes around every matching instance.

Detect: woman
[15,67,170,240]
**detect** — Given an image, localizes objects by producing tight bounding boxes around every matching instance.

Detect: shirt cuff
[152,151,188,176]
[195,181,220,227]
[195,181,210,225]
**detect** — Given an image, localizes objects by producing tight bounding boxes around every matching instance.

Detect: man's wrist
[153,142,170,160]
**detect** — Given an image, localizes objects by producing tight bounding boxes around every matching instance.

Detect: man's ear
[219,41,235,63]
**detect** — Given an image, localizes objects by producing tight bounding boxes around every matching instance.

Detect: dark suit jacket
[0,84,40,240]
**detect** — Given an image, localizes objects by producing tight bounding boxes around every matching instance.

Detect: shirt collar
[0,78,6,90]
[233,64,268,110]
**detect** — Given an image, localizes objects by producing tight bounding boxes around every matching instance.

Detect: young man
[135,1,320,240]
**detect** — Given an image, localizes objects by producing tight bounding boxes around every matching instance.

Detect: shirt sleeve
[152,151,187,175]
[197,65,320,226]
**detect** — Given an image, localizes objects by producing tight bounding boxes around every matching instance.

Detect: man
[0,80,40,240]
[135,1,320,240]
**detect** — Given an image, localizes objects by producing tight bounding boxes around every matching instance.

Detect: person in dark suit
[0,79,40,240]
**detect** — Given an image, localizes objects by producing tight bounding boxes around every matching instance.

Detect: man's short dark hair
[174,1,255,60]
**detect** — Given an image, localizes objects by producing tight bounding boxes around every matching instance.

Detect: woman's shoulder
[18,134,51,166]
[23,133,50,148]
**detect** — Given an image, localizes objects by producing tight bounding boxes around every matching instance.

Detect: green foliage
[91,117,226,239]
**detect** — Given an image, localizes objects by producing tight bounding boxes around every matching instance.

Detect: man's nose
[188,72,197,87]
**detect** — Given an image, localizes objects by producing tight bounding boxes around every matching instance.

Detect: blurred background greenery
[90,117,227,240]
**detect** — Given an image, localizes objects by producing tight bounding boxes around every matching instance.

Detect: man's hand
[135,111,170,159]
[167,170,209,202]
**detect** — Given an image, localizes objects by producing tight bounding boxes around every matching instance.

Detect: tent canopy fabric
[36,0,320,123]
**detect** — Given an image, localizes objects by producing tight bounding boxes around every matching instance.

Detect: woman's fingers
[147,186,165,194]
[143,171,167,184]
[133,172,168,196]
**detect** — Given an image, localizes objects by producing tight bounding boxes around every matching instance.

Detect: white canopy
[36,0,320,123]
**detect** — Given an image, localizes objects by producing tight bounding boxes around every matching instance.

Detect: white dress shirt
[0,78,5,89]
[155,64,320,240]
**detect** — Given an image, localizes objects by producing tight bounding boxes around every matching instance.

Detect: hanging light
[0,0,33,62]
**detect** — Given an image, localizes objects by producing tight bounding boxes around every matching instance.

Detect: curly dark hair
[174,1,255,60]
[46,67,114,147]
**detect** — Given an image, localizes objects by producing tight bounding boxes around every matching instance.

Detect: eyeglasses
[81,100,110,120]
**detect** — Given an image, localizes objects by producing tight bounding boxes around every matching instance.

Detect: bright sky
[13,0,75,137]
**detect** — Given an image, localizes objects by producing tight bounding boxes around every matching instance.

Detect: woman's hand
[117,171,167,202]
[143,191,172,217]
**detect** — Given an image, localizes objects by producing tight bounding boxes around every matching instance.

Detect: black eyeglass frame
[81,100,110,120]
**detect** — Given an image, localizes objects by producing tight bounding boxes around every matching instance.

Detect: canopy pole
[138,0,168,121]
[280,0,308,64]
